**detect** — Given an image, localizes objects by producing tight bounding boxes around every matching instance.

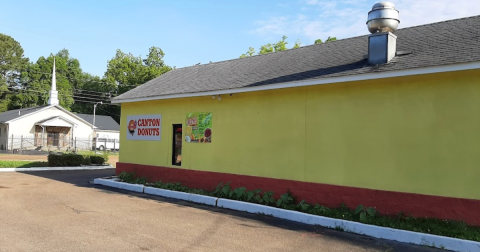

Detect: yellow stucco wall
[119,69,480,200]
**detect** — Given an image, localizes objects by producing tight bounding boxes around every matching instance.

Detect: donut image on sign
[128,120,137,136]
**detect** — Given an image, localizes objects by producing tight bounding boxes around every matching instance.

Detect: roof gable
[114,15,480,103]
[35,116,78,127]
[0,106,49,123]
[0,105,97,129]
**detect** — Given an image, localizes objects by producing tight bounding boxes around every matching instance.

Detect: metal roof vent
[367,2,400,65]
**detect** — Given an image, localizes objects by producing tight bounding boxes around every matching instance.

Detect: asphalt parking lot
[0,170,447,252]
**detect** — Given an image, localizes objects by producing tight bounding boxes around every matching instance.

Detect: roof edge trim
[5,105,54,123]
[112,61,480,104]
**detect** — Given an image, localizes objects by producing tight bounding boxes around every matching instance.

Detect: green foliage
[133,177,147,185]
[0,161,48,168]
[259,36,288,55]
[89,155,106,165]
[0,33,29,112]
[79,152,107,165]
[314,36,337,44]
[261,191,276,206]
[246,189,262,202]
[113,176,480,242]
[14,50,80,110]
[82,156,91,165]
[105,47,172,95]
[48,153,83,166]
[273,35,288,52]
[118,172,135,183]
[296,200,311,212]
[308,204,331,216]
[241,35,335,58]
[0,32,171,122]
[354,204,377,223]
[240,47,256,58]
[292,39,302,49]
[276,192,295,208]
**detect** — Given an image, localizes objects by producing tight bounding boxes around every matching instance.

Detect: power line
[96,107,121,117]
[73,88,117,95]
[6,89,118,106]
[72,99,120,106]
[73,91,113,99]
[6,87,112,102]
[24,69,141,87]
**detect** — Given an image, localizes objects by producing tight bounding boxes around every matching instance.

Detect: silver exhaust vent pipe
[367,2,400,65]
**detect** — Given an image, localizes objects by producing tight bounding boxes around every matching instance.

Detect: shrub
[101,151,109,163]
[118,172,135,183]
[48,153,83,167]
[89,155,106,165]
[82,156,92,165]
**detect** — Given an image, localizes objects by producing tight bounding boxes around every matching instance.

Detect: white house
[0,59,119,151]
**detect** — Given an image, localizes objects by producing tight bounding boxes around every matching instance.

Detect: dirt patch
[0,154,118,167]
[0,154,47,161]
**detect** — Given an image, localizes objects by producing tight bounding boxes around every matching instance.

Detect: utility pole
[93,101,103,128]
[93,101,102,150]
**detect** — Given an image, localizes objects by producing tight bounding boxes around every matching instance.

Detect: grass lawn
[0,161,49,168]
[75,150,119,156]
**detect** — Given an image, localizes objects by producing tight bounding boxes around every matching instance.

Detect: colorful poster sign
[185,112,212,143]
[126,114,162,141]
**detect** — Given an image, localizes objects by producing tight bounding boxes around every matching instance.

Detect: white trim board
[112,61,480,104]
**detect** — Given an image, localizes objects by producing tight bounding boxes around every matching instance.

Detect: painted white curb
[0,165,114,172]
[95,178,480,252]
[144,187,217,206]
[216,199,480,252]
[93,178,144,193]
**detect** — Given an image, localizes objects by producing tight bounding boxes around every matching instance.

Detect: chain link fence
[0,134,118,154]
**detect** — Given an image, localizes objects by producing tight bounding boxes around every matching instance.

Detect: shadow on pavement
[93,184,447,252]
[18,169,116,187]
[19,169,447,252]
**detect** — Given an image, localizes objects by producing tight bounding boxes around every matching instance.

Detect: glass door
[172,124,182,166]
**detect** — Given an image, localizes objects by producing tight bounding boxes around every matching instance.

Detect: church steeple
[48,57,59,105]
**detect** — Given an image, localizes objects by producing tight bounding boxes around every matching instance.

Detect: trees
[241,35,294,58]
[105,46,172,94]
[240,35,337,58]
[314,36,337,44]
[240,36,320,58]
[15,50,81,110]
[0,32,172,123]
[0,33,29,112]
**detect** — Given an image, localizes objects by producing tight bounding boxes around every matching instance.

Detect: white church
[0,59,120,152]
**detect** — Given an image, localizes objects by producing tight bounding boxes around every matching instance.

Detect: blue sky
[1,0,479,77]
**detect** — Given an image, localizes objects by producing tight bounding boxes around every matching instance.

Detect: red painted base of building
[117,162,480,226]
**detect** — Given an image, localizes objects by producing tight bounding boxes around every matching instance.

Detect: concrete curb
[0,165,114,172]
[144,187,217,206]
[216,199,480,252]
[96,178,480,252]
[93,178,144,193]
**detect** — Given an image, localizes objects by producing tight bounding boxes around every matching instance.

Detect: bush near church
[48,153,107,166]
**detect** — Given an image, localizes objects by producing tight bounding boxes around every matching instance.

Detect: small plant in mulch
[115,172,480,242]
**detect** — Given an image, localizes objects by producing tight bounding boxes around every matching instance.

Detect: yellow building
[113,14,480,225]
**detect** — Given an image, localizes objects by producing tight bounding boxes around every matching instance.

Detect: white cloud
[252,0,480,43]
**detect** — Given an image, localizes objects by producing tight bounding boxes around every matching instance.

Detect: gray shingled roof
[0,106,48,123]
[75,114,119,131]
[0,106,119,131]
[114,15,480,101]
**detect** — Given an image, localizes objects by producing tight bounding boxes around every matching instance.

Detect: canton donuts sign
[126,114,162,141]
